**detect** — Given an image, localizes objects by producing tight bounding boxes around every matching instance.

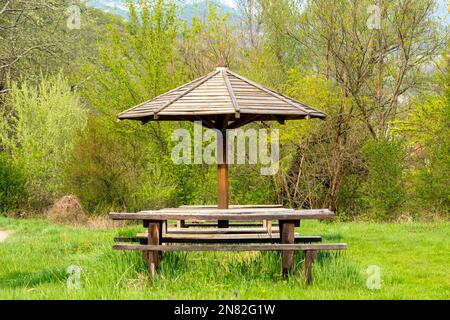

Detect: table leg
[280,220,297,278]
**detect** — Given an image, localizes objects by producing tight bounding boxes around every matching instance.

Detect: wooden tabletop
[109,208,334,221]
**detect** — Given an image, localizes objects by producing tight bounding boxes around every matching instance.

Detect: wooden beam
[221,69,240,118]
[113,243,348,251]
[227,114,261,129]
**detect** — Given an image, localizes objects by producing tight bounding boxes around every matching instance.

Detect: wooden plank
[161,233,289,239]
[109,209,334,221]
[183,223,265,228]
[162,235,322,244]
[178,204,283,209]
[113,243,347,251]
[114,235,322,244]
[166,227,281,234]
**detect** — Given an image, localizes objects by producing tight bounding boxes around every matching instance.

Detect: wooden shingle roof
[117,67,326,129]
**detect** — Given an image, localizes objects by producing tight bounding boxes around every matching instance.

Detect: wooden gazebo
[111,66,348,283]
[117,65,326,227]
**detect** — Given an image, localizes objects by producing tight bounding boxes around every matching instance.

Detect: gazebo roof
[117,67,326,129]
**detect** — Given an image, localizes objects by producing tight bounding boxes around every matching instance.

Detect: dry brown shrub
[46,195,88,225]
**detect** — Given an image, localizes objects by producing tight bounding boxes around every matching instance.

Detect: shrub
[63,117,178,214]
[0,154,27,213]
[0,73,87,208]
[360,138,405,219]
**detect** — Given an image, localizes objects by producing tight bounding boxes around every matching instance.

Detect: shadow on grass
[0,268,67,289]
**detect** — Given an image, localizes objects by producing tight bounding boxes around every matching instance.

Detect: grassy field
[0,216,448,299]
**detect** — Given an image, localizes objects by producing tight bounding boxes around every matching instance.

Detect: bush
[63,117,178,214]
[360,138,405,220]
[402,95,450,216]
[0,154,27,213]
[0,73,87,208]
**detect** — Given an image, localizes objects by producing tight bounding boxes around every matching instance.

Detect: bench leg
[145,221,162,284]
[280,221,295,278]
[304,250,317,285]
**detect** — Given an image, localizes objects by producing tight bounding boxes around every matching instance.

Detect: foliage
[394,60,450,216]
[0,0,448,219]
[0,1,117,93]
[179,2,237,76]
[0,155,27,213]
[360,139,405,219]
[0,73,87,207]
[63,118,177,214]
[81,0,185,118]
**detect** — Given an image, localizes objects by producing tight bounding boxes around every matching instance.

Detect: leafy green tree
[395,54,450,216]
[180,2,237,76]
[0,73,87,207]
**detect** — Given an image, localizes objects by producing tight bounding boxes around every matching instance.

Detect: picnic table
[109,206,347,284]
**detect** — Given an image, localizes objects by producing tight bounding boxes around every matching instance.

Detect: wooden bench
[109,208,340,285]
[114,233,322,244]
[113,243,347,285]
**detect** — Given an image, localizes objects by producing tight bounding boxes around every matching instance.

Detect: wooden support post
[142,220,149,262]
[280,220,296,278]
[267,220,272,235]
[146,221,161,284]
[177,220,186,228]
[304,250,317,285]
[217,116,229,228]
[162,220,167,236]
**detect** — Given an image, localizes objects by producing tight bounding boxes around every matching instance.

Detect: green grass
[0,216,449,299]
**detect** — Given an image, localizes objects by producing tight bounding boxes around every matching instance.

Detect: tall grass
[0,216,448,299]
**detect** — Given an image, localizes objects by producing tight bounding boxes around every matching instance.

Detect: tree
[179,2,238,77]
[0,73,87,207]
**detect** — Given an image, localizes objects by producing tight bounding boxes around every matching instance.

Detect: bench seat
[114,233,322,244]
[113,243,347,285]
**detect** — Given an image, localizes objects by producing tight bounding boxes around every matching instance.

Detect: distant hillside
[86,0,239,23]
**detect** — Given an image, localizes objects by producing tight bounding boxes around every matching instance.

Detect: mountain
[86,0,239,23]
